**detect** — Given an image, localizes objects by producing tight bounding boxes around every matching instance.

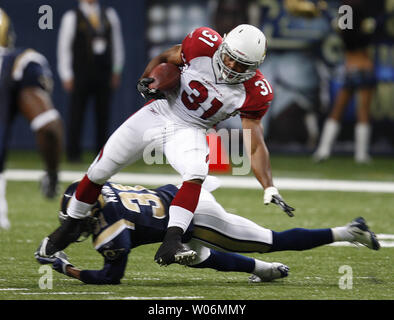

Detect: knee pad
[182,160,208,181]
[87,167,113,185]
[86,156,118,185]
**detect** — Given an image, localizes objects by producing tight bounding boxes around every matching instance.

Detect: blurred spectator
[57,0,125,163]
[209,0,255,37]
[208,0,329,154]
[257,0,331,150]
[0,8,63,229]
[313,0,381,163]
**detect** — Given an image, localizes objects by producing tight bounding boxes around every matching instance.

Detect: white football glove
[263,186,279,205]
[264,187,295,217]
[52,252,74,275]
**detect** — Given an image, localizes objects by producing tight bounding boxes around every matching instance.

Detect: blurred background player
[313,0,381,163]
[0,8,64,229]
[36,179,379,285]
[256,0,330,151]
[57,0,125,163]
[36,24,294,267]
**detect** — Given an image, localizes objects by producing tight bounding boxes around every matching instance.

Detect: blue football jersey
[91,182,192,257]
[0,47,53,172]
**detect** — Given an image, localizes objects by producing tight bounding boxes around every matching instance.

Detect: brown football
[148,63,181,92]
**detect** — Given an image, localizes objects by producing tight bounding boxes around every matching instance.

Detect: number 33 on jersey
[170,27,273,128]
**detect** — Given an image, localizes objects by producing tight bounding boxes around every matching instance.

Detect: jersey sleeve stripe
[11,49,49,81]
[93,219,134,250]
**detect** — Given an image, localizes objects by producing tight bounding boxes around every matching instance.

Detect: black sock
[48,217,84,253]
[191,249,255,273]
[270,228,333,252]
[163,226,184,243]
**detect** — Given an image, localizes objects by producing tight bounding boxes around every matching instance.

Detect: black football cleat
[40,172,59,199]
[154,240,196,266]
[155,226,197,266]
[347,217,380,250]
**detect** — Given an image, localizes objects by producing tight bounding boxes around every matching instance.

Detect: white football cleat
[174,249,197,266]
[249,262,289,283]
[347,217,380,250]
[312,150,330,163]
[0,215,10,230]
[354,154,371,164]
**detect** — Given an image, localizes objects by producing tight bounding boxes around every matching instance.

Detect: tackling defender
[36,24,294,265]
[0,8,63,230]
[36,178,379,285]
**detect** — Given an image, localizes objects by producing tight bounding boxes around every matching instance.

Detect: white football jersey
[164,27,274,129]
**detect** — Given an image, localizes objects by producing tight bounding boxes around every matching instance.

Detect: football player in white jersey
[36,24,294,266]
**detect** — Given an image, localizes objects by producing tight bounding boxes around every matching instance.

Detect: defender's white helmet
[215,24,267,83]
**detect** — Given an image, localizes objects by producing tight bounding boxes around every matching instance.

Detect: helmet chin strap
[214,46,257,84]
[212,51,227,83]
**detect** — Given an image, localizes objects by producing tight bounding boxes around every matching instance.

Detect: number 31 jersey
[165,27,274,129]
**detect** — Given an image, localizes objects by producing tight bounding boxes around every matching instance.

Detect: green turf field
[0,151,393,301]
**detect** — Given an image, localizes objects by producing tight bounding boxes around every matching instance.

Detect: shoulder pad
[12,49,50,81]
[182,27,222,63]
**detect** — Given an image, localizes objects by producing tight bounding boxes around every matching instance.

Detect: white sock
[67,194,95,219]
[354,123,371,162]
[315,118,340,158]
[167,205,194,233]
[253,259,272,275]
[331,226,353,242]
[0,173,10,229]
[304,112,319,146]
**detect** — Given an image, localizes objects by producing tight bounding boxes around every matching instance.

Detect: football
[148,63,181,92]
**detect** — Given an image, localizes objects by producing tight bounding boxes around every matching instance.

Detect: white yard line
[4,169,394,193]
[328,241,394,247]
[0,288,29,291]
[121,296,205,300]
[326,234,394,248]
[16,291,111,295]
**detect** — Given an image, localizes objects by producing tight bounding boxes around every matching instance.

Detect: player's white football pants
[86,100,210,184]
[186,188,273,264]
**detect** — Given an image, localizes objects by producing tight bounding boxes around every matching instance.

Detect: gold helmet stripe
[0,9,11,47]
